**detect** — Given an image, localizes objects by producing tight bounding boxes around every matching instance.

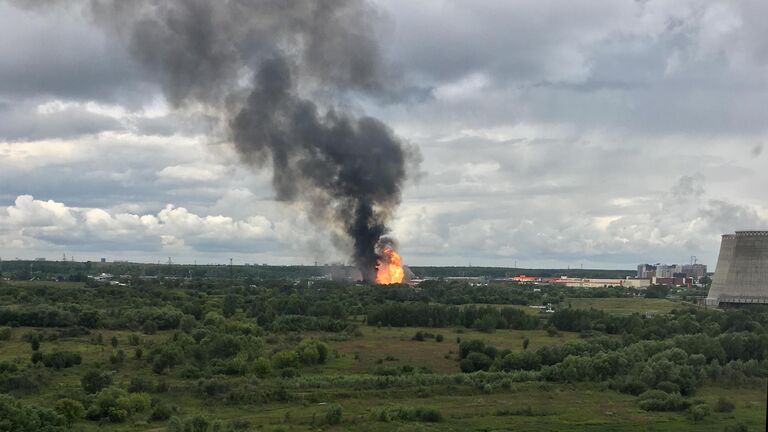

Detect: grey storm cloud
[2,0,768,268]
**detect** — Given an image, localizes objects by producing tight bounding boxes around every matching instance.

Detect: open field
[60,381,765,431]
[328,326,579,374]
[564,297,681,315]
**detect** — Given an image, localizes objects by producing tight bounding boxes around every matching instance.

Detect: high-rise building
[681,263,707,281]
[637,264,655,278]
[655,264,678,278]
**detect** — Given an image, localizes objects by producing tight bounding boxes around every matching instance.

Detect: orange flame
[375,246,404,284]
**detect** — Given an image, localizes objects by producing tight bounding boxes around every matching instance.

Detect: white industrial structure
[707,231,768,306]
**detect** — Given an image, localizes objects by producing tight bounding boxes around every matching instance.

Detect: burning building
[707,231,768,306]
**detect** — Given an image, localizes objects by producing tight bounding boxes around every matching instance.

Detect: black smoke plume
[15,0,417,281]
[232,56,407,282]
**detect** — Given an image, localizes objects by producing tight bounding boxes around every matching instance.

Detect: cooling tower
[707,231,768,306]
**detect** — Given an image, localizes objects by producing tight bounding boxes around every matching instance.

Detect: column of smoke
[60,0,418,282]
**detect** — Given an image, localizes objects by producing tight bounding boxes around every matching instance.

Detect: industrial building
[707,231,768,306]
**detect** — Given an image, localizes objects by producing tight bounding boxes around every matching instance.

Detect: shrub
[655,381,680,394]
[41,351,82,369]
[459,340,486,359]
[297,340,329,365]
[0,394,66,431]
[465,352,493,372]
[689,403,711,421]
[81,370,112,394]
[325,403,343,425]
[128,334,141,346]
[120,392,151,414]
[435,334,444,342]
[723,422,749,432]
[272,350,299,369]
[128,377,154,393]
[0,326,11,341]
[149,403,173,421]
[148,381,166,395]
[375,406,443,423]
[54,398,85,424]
[714,397,735,413]
[499,351,541,371]
[459,358,475,373]
[637,390,690,412]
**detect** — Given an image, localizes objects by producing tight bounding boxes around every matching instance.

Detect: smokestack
[69,0,419,281]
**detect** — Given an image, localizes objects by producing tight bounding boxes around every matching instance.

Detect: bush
[714,397,735,413]
[128,377,154,393]
[459,340,486,359]
[499,351,541,371]
[637,390,690,412]
[81,370,113,394]
[689,403,711,421]
[325,403,343,425]
[54,398,85,424]
[0,326,11,341]
[465,352,493,372]
[128,334,141,346]
[272,350,299,369]
[297,340,329,365]
[0,394,66,431]
[376,406,443,423]
[252,357,271,377]
[149,403,173,421]
[723,422,749,432]
[40,351,82,370]
[459,358,475,373]
[435,334,444,342]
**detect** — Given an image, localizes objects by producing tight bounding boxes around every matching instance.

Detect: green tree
[81,370,112,394]
[222,295,238,318]
[110,336,118,348]
[0,394,66,431]
[325,403,343,425]
[522,336,530,351]
[179,314,196,334]
[30,334,41,351]
[54,399,85,425]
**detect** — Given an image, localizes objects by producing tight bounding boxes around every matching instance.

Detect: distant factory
[505,275,652,289]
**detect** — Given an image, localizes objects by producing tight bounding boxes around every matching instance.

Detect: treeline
[548,306,768,340]
[366,304,540,331]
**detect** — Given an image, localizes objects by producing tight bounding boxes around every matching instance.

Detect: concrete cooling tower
[707,231,768,306]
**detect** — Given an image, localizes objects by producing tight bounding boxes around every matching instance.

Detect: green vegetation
[0,263,765,431]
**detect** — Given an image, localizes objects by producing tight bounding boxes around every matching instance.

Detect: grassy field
[6,321,764,432]
[64,381,767,431]
[564,297,680,315]
[327,326,579,374]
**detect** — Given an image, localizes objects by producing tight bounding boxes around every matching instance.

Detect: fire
[375,246,405,284]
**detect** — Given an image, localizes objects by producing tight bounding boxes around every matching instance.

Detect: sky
[1,0,767,269]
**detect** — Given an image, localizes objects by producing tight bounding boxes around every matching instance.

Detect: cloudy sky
[1,0,767,269]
